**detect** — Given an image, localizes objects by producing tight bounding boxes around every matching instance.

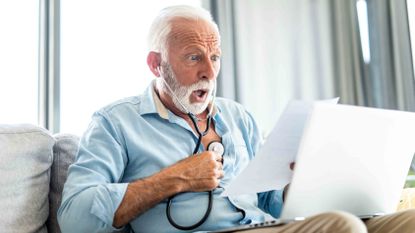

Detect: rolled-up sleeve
[58,111,129,233]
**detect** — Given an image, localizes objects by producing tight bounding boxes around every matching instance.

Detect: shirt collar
[140,79,219,120]
[151,81,169,119]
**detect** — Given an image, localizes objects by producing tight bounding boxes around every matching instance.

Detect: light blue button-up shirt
[58,82,283,233]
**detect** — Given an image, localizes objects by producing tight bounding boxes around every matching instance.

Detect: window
[0,1,39,124]
[356,0,371,64]
[408,0,415,80]
[60,0,202,135]
[406,0,415,187]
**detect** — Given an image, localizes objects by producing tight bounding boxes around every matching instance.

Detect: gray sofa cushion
[0,124,55,233]
[47,133,79,233]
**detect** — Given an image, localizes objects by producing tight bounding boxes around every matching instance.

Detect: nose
[199,57,218,81]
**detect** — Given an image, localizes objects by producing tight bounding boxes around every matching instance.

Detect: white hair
[147,5,220,60]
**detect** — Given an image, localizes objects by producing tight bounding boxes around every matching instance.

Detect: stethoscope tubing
[158,67,219,230]
[166,113,214,230]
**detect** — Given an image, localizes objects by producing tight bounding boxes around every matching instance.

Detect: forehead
[167,18,220,51]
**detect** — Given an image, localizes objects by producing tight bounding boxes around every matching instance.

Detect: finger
[216,161,223,170]
[211,152,223,164]
[216,162,224,178]
[217,169,224,179]
[283,184,290,202]
[201,151,218,160]
[211,151,222,161]
[290,162,295,170]
[206,151,223,165]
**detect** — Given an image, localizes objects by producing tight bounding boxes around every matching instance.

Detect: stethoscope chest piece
[207,141,225,157]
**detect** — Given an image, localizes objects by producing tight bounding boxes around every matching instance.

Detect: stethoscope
[158,68,225,230]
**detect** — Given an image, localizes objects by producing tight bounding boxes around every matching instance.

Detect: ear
[147,51,162,77]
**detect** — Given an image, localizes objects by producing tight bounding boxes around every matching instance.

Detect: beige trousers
[235,209,415,233]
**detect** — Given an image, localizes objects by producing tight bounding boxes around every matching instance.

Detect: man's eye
[211,55,220,62]
[189,55,199,61]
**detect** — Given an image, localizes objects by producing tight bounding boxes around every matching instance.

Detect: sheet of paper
[222,98,339,196]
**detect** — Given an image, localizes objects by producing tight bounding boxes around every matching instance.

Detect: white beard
[159,62,214,115]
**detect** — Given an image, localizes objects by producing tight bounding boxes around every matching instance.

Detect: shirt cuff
[268,190,283,218]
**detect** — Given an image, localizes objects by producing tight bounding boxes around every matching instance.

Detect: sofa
[0,124,79,233]
[0,124,414,233]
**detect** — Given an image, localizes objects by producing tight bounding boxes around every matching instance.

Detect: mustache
[162,62,214,92]
[187,80,214,92]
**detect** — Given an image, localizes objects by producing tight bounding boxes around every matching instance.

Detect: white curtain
[213,0,414,136]
[214,0,415,171]
[231,0,337,134]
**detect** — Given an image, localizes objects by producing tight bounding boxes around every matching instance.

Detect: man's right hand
[283,162,296,202]
[113,151,223,227]
[164,151,224,193]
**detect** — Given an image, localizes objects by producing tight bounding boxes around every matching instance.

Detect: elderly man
[58,5,415,233]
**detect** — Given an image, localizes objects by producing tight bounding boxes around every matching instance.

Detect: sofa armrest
[0,124,54,233]
[47,133,79,233]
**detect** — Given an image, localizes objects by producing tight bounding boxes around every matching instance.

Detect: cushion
[47,133,79,233]
[0,124,55,233]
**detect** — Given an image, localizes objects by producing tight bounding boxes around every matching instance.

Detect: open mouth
[191,89,209,102]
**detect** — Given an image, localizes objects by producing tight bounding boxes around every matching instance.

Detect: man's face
[160,18,221,115]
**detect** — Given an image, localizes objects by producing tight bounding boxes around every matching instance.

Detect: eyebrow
[183,46,221,55]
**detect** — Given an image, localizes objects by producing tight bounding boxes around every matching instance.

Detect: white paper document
[222,98,339,196]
